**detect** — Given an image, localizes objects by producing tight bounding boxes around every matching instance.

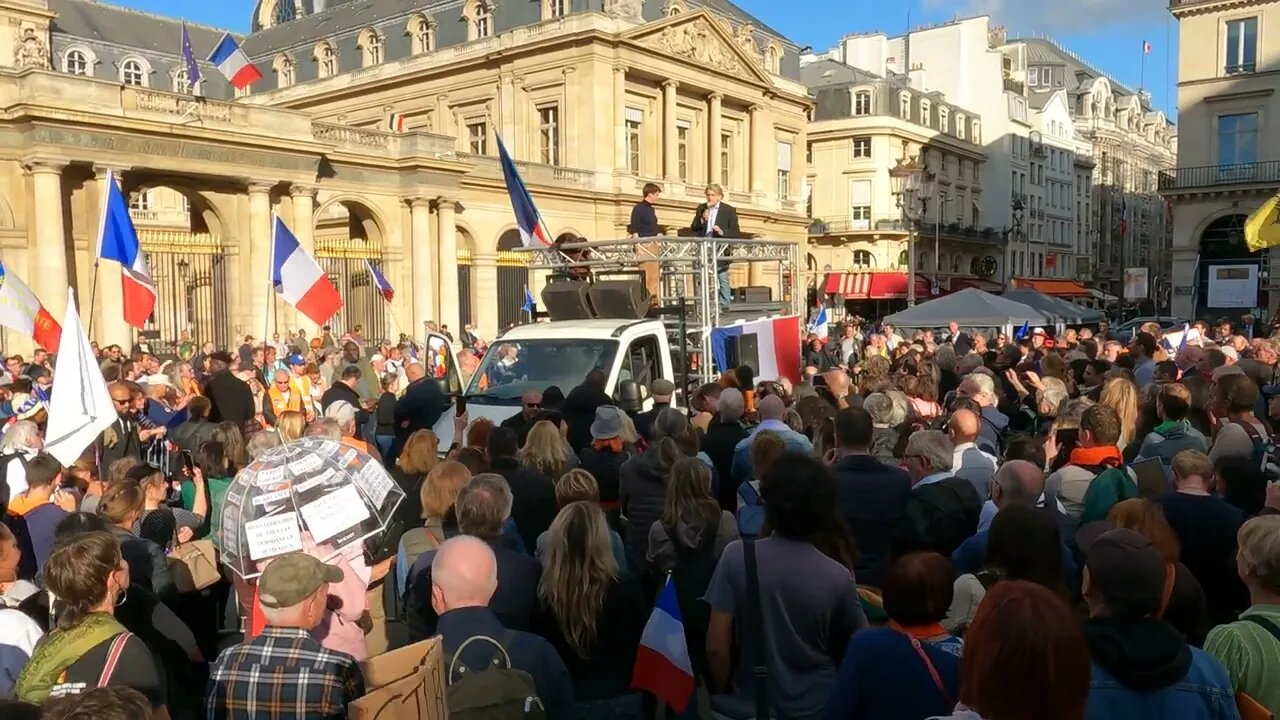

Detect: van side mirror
[615,379,642,413]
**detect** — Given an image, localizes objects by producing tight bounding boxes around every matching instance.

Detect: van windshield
[466,339,620,402]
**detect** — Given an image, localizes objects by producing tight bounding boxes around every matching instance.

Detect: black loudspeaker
[733,286,772,303]
[541,282,595,320]
[589,280,649,320]
[727,333,760,376]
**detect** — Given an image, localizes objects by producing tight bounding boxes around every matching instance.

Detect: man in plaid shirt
[206,553,366,719]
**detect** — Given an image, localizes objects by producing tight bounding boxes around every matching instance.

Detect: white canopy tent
[1001,289,1104,325]
[882,288,1052,329]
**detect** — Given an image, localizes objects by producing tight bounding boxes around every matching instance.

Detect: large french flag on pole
[207,32,262,90]
[272,217,342,325]
[0,262,60,352]
[631,577,695,712]
[97,171,157,329]
[710,316,802,383]
[496,136,551,248]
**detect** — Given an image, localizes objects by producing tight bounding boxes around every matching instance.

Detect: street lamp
[1007,196,1025,289]
[890,152,930,306]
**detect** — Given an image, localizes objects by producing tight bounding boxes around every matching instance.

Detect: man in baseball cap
[635,378,675,442]
[206,553,365,717]
[1078,526,1234,711]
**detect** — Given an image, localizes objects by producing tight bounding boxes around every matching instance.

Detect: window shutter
[850,180,872,206]
[625,107,643,123]
[777,142,792,171]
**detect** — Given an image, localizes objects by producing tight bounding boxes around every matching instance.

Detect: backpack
[736,481,766,539]
[445,633,546,720]
[1233,421,1279,479]
[389,524,448,623]
[665,520,719,680]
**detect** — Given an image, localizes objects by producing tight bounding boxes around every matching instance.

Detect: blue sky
[120,0,1179,117]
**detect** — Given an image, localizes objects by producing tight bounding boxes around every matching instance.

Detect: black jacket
[702,420,748,512]
[619,448,670,572]
[392,377,451,447]
[578,445,631,507]
[629,200,660,237]
[171,418,216,454]
[320,381,362,414]
[205,370,253,426]
[99,416,145,468]
[831,454,913,589]
[489,457,559,553]
[405,536,542,641]
[374,391,397,435]
[562,384,612,453]
[634,402,671,443]
[893,476,983,558]
[691,202,741,239]
[533,574,646,701]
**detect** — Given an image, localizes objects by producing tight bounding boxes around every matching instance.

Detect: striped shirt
[206,626,365,720]
[1204,604,1280,716]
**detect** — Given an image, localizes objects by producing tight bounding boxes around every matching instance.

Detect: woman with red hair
[936,580,1092,720]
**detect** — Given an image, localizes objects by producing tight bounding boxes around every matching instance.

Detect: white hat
[142,374,175,389]
[1032,327,1047,336]
[369,353,386,363]
[1220,345,1240,361]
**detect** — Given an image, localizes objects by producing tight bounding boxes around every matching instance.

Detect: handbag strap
[903,634,953,708]
[742,539,771,719]
[1244,615,1280,643]
[97,632,133,688]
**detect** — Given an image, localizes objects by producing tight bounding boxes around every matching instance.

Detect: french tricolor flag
[710,316,803,383]
[366,259,394,302]
[272,217,342,325]
[207,32,262,90]
[631,577,695,712]
[497,135,551,248]
[97,171,157,329]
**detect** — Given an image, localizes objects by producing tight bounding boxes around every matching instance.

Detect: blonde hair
[400,430,441,476]
[1171,449,1214,484]
[619,415,639,445]
[538,502,618,657]
[519,420,568,478]
[1099,377,1139,448]
[420,460,472,520]
[555,469,599,507]
[1239,515,1280,594]
[98,479,145,525]
[661,457,720,532]
[275,410,307,442]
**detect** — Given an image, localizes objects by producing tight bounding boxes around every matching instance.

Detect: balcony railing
[1003,77,1025,95]
[457,152,594,188]
[809,216,909,235]
[810,217,1004,245]
[1158,160,1280,191]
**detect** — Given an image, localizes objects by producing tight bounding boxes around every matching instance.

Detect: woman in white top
[0,420,42,498]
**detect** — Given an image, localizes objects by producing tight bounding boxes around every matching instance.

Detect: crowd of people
[0,311,1278,720]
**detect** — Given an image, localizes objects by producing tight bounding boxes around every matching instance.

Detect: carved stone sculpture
[604,0,643,22]
[14,28,49,70]
[653,23,745,76]
[734,22,761,65]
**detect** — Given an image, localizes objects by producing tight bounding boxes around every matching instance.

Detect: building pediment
[621,10,772,86]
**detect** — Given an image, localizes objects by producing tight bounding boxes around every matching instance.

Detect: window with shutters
[539,105,560,165]
[850,180,872,230]
[626,108,643,174]
[776,141,792,199]
[851,137,871,160]
[676,120,690,181]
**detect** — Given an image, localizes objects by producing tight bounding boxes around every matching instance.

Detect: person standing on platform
[691,184,740,311]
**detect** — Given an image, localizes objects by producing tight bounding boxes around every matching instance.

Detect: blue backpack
[736,481,766,539]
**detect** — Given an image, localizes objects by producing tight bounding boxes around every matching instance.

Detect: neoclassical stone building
[0,0,810,353]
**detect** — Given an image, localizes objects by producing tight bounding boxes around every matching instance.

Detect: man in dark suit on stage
[691,184,740,310]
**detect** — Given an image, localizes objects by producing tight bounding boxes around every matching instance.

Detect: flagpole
[1139,40,1147,94]
[266,212,275,358]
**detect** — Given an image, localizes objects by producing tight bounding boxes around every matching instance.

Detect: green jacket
[1080,467,1139,524]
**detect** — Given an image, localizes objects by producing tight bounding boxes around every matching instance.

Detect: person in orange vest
[285,353,317,420]
[265,369,303,427]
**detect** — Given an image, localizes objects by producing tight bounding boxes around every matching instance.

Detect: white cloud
[923,0,1168,35]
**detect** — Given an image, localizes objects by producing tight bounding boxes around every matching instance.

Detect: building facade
[1004,36,1176,305]
[0,0,810,354]
[802,57,999,310]
[1163,0,1279,321]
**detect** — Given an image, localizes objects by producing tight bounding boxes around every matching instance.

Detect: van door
[424,333,464,450]
[615,332,666,411]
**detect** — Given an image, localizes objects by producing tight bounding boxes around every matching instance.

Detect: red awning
[1013,278,1092,297]
[824,272,933,300]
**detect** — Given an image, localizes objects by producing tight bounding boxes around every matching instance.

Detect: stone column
[91,165,132,349]
[750,104,774,196]
[247,182,274,340]
[290,184,318,335]
[435,94,452,137]
[435,197,459,340]
[613,64,628,173]
[708,93,725,191]
[473,252,498,340]
[499,74,516,151]
[409,198,436,331]
[24,156,70,322]
[662,80,679,181]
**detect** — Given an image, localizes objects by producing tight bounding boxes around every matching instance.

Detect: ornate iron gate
[140,230,230,352]
[497,250,527,330]
[316,237,388,344]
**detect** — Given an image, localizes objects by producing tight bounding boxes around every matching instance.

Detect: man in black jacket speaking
[691,184,740,310]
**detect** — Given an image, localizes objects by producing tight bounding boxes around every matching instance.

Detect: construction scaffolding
[517,235,800,385]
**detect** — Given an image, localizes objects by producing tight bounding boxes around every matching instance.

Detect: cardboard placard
[349,637,448,720]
